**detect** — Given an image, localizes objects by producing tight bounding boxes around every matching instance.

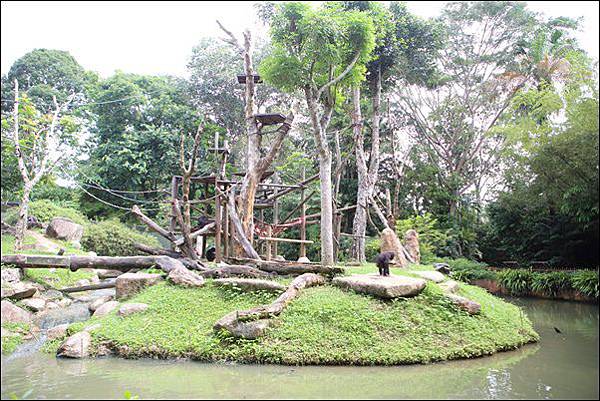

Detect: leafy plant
[396,213,448,262]
[498,269,535,295]
[3,199,88,226]
[530,271,571,297]
[571,270,599,298]
[81,219,160,256]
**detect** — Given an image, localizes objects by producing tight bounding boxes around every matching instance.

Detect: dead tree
[10,80,73,250]
[217,21,294,258]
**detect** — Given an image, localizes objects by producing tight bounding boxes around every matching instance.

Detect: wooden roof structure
[237,74,263,84]
[255,113,286,126]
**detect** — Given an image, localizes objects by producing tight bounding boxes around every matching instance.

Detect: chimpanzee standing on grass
[375,251,395,276]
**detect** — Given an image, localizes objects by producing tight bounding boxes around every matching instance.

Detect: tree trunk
[319,152,335,266]
[14,184,32,251]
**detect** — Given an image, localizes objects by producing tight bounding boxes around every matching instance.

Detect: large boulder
[88,295,114,312]
[20,297,47,312]
[117,303,149,317]
[1,300,32,324]
[57,331,91,358]
[403,230,421,264]
[297,256,311,263]
[167,267,205,288]
[1,268,22,283]
[1,282,37,300]
[439,280,460,294]
[332,274,426,299]
[407,270,445,283]
[46,323,69,340]
[115,272,162,300]
[45,217,84,242]
[213,278,287,293]
[379,228,408,267]
[93,301,119,317]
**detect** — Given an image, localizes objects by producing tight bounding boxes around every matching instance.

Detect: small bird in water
[553,326,562,334]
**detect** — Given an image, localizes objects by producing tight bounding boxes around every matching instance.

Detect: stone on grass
[379,228,408,267]
[57,331,91,358]
[117,303,149,317]
[1,268,22,283]
[1,300,32,324]
[84,324,102,333]
[213,278,286,293]
[297,256,311,263]
[274,255,286,262]
[115,272,162,300]
[96,269,123,279]
[407,270,445,283]
[434,263,451,275]
[20,297,47,312]
[167,267,205,288]
[439,280,460,294]
[45,217,84,242]
[1,282,37,300]
[93,301,119,317]
[446,294,481,315]
[403,229,421,264]
[332,274,426,299]
[46,323,69,340]
[88,295,113,312]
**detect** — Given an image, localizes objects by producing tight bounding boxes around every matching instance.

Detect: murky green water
[1,298,598,399]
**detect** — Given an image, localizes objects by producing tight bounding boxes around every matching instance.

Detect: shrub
[498,269,535,295]
[365,237,380,262]
[3,200,88,226]
[571,270,599,298]
[447,258,496,282]
[530,271,572,297]
[81,219,160,256]
[396,213,448,261]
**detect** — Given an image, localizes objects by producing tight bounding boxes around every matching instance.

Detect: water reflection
[1,298,598,400]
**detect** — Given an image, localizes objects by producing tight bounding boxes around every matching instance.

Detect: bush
[447,258,496,282]
[498,269,535,296]
[365,237,380,262]
[571,270,599,298]
[396,213,448,262]
[3,200,88,226]
[530,271,572,297]
[81,220,160,256]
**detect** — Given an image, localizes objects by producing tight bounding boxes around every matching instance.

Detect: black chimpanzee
[375,251,395,276]
[205,246,216,262]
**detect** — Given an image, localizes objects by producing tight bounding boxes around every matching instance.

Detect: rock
[88,251,97,257]
[84,323,102,332]
[407,270,445,283]
[446,294,481,315]
[1,327,20,338]
[1,282,37,300]
[332,274,426,299]
[117,303,149,317]
[115,272,162,300]
[40,289,64,301]
[96,269,123,279]
[70,240,82,250]
[379,228,408,267]
[20,297,47,312]
[403,229,421,264]
[1,268,22,283]
[45,217,84,242]
[439,280,460,294]
[88,295,113,312]
[213,278,287,293]
[167,267,205,288]
[434,263,452,275]
[57,331,91,358]
[274,255,286,262]
[90,275,100,284]
[34,303,90,330]
[96,341,113,356]
[1,300,32,324]
[297,256,311,263]
[74,279,91,287]
[46,323,69,340]
[45,302,60,310]
[56,298,73,308]
[93,300,119,317]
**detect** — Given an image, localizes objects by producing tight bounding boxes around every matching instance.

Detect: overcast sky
[1,1,599,79]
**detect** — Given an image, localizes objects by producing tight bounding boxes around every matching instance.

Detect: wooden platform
[237,74,262,84]
[255,113,286,126]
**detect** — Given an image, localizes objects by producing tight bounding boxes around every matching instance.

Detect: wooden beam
[258,237,314,244]
[281,189,317,225]
[266,173,320,201]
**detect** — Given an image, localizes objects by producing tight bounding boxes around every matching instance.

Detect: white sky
[1,1,599,79]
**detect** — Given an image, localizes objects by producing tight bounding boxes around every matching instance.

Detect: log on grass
[60,282,116,293]
[213,273,326,339]
[225,257,345,276]
[199,264,273,279]
[134,243,206,270]
[1,254,186,273]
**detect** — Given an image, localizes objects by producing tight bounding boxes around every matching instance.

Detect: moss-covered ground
[45,263,539,365]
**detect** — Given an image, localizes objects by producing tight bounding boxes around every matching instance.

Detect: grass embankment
[1,322,30,354]
[48,263,539,365]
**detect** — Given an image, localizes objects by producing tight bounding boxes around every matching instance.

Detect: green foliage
[395,213,448,262]
[81,219,160,257]
[74,279,538,365]
[530,271,572,297]
[571,270,599,298]
[364,236,380,262]
[3,200,88,226]
[447,258,497,282]
[24,267,94,289]
[498,269,535,296]
[1,322,30,355]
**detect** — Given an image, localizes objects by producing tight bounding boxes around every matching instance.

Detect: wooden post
[300,166,307,258]
[215,183,222,263]
[169,176,179,250]
[259,209,265,255]
[266,226,272,261]
[224,196,230,258]
[333,213,342,263]
[273,188,279,258]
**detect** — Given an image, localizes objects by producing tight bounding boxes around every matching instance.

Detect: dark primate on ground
[375,251,395,276]
[205,246,216,262]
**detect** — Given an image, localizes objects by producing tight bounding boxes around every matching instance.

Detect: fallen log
[133,243,205,270]
[225,257,344,276]
[199,264,273,279]
[1,254,186,273]
[213,273,326,339]
[60,282,116,293]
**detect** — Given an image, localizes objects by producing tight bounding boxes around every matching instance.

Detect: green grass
[1,322,30,354]
[65,275,538,365]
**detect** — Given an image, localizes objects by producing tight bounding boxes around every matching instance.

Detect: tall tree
[260,2,375,265]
